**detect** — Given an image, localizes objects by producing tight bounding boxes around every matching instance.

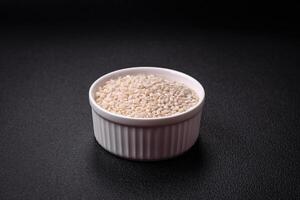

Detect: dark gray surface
[0,26,299,199]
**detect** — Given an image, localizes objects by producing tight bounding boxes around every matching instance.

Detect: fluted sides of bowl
[91,109,202,160]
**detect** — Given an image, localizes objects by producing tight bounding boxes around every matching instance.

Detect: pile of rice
[95,74,199,118]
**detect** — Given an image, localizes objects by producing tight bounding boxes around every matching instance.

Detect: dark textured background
[0,1,300,199]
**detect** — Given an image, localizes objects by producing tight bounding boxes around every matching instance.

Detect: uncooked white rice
[95,74,199,118]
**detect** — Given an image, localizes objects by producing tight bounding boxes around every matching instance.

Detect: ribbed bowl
[89,67,205,160]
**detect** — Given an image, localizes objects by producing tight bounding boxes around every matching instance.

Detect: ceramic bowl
[89,67,205,160]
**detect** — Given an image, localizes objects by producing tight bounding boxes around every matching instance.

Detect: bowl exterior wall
[91,107,203,160]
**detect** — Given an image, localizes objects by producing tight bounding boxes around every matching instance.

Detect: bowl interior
[90,67,205,104]
[89,67,205,126]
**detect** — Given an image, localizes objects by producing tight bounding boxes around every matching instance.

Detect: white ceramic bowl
[89,67,205,160]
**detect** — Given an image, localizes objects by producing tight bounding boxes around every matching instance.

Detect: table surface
[0,25,299,200]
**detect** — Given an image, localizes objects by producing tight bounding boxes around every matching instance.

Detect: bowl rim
[89,67,205,126]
